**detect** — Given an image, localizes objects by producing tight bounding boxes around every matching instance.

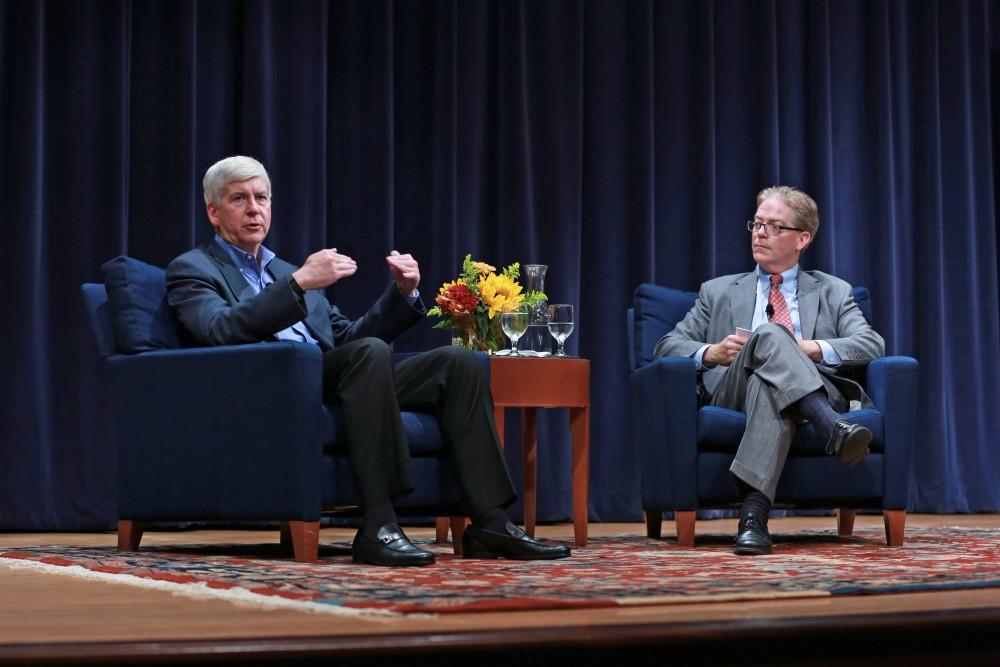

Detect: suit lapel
[267,258,292,281]
[205,242,256,302]
[798,270,819,340]
[267,256,333,348]
[729,273,757,330]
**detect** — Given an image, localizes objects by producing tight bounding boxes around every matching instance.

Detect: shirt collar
[214,235,275,273]
[756,263,799,290]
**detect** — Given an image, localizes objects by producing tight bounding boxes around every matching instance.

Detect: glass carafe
[521,264,551,354]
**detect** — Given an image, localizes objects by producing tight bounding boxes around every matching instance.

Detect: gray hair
[203,155,272,205]
[756,185,819,237]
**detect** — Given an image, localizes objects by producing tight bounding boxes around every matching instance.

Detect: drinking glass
[547,304,574,357]
[500,305,530,356]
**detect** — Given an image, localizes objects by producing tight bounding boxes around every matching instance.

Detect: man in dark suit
[167,155,570,566]
[655,186,884,555]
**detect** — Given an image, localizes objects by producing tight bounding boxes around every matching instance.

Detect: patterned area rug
[1,527,997,616]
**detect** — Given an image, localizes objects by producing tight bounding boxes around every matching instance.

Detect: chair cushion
[632,283,697,369]
[322,405,447,456]
[697,406,884,455]
[101,256,184,353]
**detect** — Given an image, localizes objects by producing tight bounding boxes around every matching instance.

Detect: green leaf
[524,290,548,305]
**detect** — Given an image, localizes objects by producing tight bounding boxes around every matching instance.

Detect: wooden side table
[490,356,590,546]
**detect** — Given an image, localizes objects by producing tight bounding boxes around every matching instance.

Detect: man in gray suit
[167,156,570,566]
[655,186,884,555]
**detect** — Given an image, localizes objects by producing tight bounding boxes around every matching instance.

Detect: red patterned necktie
[768,274,795,334]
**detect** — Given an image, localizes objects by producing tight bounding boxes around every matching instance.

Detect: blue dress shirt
[214,236,319,345]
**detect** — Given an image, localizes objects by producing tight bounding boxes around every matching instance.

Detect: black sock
[362,501,398,537]
[731,473,754,498]
[473,507,509,533]
[735,476,771,522]
[793,390,840,441]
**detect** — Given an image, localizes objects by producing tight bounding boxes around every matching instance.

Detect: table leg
[522,407,538,537]
[570,406,589,546]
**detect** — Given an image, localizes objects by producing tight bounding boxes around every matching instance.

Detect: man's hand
[798,339,824,363]
[292,249,357,290]
[386,250,420,296]
[704,335,746,367]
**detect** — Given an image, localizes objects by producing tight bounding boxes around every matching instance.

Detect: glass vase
[521,264,551,354]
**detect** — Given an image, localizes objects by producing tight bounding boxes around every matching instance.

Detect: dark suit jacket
[166,241,424,350]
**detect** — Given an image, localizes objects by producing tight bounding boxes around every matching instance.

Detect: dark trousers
[322,338,516,517]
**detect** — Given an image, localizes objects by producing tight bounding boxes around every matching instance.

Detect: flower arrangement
[427,255,547,353]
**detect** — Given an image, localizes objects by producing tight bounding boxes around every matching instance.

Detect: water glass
[547,304,574,357]
[500,305,530,356]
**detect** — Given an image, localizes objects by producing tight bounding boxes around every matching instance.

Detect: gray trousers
[710,323,845,501]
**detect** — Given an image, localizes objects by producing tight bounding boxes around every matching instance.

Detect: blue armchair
[627,283,917,547]
[82,256,470,562]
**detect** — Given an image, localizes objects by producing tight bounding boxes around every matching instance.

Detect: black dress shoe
[352,524,435,567]
[734,512,772,556]
[826,419,872,468]
[462,521,571,560]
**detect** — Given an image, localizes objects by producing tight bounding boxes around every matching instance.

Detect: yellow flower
[479,273,524,318]
[471,261,496,276]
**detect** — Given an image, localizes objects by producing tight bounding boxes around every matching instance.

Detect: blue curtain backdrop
[2,0,998,529]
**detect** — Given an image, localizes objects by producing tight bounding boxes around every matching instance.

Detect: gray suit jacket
[166,242,424,351]
[654,270,885,400]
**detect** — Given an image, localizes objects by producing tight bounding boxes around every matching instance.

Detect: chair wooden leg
[117,520,144,552]
[287,520,320,562]
[675,510,696,547]
[837,508,857,536]
[450,516,469,556]
[645,510,662,538]
[883,510,906,547]
[435,517,450,544]
[279,521,292,550]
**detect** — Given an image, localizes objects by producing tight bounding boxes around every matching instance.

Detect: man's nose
[245,199,261,215]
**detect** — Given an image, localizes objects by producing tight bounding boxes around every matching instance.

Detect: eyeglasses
[746,219,803,235]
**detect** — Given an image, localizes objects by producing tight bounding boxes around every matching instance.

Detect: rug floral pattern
[2,527,997,615]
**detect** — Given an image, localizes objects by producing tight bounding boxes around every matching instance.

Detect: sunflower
[478,273,524,319]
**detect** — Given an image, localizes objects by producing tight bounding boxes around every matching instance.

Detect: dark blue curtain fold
[2,0,998,530]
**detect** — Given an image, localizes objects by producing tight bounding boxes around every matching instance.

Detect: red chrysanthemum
[436,282,479,316]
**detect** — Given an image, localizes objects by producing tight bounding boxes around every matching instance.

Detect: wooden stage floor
[1,514,998,665]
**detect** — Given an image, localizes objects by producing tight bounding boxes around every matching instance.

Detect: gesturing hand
[386,250,420,296]
[292,248,358,290]
[704,334,746,367]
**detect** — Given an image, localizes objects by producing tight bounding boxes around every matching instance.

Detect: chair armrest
[865,356,919,509]
[630,357,700,509]
[106,342,325,521]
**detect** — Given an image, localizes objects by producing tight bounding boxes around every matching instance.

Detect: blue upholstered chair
[627,283,918,547]
[82,256,470,562]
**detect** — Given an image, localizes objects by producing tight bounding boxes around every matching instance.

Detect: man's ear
[797,231,812,251]
[206,202,219,228]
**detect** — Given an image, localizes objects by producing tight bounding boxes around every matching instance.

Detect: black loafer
[826,420,872,468]
[734,512,772,556]
[462,521,571,560]
[352,523,435,567]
